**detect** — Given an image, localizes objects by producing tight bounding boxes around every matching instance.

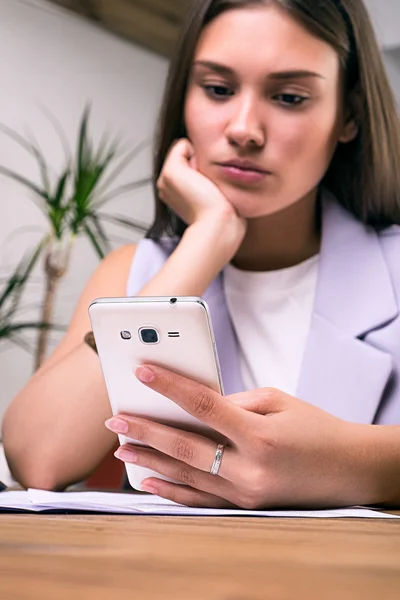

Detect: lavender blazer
[126,192,400,426]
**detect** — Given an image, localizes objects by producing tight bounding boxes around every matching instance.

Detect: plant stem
[34,264,61,370]
[34,236,73,370]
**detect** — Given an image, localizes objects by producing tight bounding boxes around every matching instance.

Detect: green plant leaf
[71,158,117,233]
[98,212,148,233]
[95,138,150,196]
[51,168,70,208]
[0,166,49,207]
[0,322,65,355]
[77,104,91,181]
[93,131,117,167]
[88,214,111,254]
[47,169,71,239]
[94,177,152,208]
[0,321,53,337]
[0,239,46,320]
[0,124,52,196]
[83,223,106,260]
[24,131,53,196]
[37,104,72,166]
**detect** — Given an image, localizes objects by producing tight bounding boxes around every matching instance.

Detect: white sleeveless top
[223,255,319,394]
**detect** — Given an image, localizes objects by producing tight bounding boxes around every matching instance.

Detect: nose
[225,94,265,150]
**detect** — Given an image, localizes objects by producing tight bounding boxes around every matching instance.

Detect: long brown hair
[147,0,400,239]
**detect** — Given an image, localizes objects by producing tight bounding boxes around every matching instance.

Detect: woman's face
[184,4,356,218]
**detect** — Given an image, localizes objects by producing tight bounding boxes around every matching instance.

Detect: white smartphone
[88,296,225,490]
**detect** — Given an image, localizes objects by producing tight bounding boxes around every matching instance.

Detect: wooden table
[0,513,400,599]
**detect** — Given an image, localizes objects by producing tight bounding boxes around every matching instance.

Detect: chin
[228,201,270,219]
[223,183,303,219]
[237,206,276,219]
[222,190,276,219]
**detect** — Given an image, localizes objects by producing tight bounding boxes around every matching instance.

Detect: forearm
[140,216,243,297]
[2,217,240,490]
[2,343,117,490]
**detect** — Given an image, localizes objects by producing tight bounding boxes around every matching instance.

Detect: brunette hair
[147,0,400,239]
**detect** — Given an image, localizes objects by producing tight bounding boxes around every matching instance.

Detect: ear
[338,89,361,144]
[338,118,359,143]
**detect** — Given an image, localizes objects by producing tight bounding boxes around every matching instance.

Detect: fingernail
[114,448,137,463]
[140,482,158,494]
[136,366,156,384]
[105,417,129,434]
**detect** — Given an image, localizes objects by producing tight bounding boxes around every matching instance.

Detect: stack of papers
[0,489,397,518]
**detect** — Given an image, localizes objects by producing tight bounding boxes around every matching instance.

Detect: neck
[232,189,321,272]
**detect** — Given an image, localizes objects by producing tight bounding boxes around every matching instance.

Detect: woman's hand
[106,365,381,510]
[157,138,246,239]
[141,138,246,297]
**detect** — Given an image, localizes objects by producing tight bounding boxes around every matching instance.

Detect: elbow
[2,413,65,491]
[2,437,65,492]
[4,450,64,491]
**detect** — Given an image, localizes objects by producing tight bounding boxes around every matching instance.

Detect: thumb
[226,387,288,415]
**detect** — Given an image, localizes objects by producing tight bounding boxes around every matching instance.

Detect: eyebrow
[193,60,325,80]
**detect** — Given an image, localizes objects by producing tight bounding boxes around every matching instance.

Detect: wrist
[345,423,400,506]
[141,214,244,298]
[363,425,400,506]
[189,209,246,258]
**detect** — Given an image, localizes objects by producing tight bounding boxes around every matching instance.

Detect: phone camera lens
[120,331,132,340]
[170,297,177,304]
[139,328,159,344]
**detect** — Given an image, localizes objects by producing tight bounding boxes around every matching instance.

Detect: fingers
[188,153,198,170]
[135,364,249,442]
[168,138,194,164]
[156,139,196,218]
[159,138,193,183]
[139,477,237,509]
[106,414,236,480]
[115,445,236,501]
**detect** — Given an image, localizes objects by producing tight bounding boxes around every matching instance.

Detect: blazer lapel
[296,192,398,423]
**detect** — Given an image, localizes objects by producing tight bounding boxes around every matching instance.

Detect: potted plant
[0,106,148,369]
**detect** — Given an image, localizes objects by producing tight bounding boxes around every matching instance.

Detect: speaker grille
[168,332,180,338]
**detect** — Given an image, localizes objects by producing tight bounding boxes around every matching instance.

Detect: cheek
[272,115,337,163]
[184,93,224,154]
[274,105,341,170]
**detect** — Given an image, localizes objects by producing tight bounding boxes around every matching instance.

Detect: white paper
[0,489,397,518]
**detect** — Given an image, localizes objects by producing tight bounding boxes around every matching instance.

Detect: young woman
[3,0,400,509]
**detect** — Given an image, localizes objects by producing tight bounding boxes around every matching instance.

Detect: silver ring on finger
[210,443,225,476]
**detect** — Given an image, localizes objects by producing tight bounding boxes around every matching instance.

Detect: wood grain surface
[0,513,400,599]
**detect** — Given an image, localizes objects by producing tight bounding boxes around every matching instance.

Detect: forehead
[194,5,340,78]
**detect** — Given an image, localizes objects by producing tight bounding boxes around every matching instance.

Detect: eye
[203,84,234,100]
[274,94,308,107]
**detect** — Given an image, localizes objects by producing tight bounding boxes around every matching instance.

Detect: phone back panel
[89,297,225,489]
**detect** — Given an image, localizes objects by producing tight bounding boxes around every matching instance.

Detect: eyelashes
[201,84,310,108]
[273,93,309,107]
[203,84,234,99]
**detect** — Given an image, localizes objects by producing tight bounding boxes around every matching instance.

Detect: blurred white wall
[363,0,400,50]
[364,0,400,108]
[0,0,168,420]
[0,0,400,423]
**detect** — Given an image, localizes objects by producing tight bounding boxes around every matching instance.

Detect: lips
[217,161,271,185]
[218,160,270,174]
